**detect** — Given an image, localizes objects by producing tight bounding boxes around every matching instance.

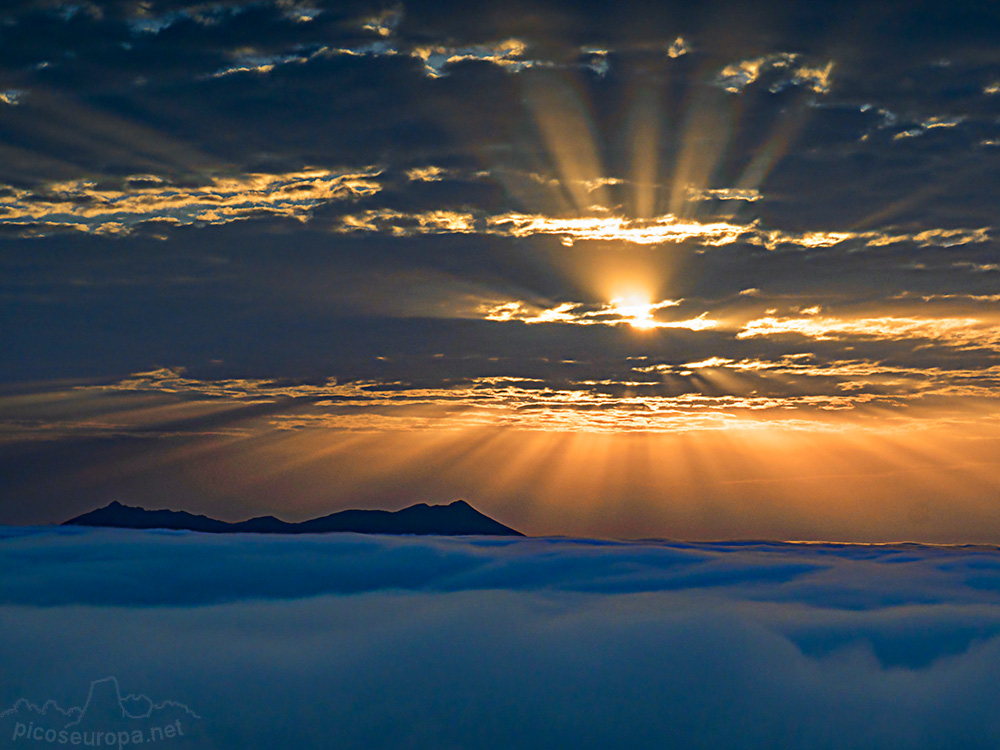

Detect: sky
[7,527,1000,748]
[1,0,999,539]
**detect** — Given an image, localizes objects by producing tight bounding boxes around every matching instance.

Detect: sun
[627,310,658,330]
[608,294,658,329]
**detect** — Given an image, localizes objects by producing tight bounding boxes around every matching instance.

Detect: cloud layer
[5,528,1000,748]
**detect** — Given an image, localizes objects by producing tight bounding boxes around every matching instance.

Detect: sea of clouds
[4,527,1000,748]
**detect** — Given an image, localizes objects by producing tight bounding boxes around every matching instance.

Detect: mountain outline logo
[2,677,203,747]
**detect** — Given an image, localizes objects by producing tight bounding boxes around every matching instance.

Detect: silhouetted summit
[64,500,524,536]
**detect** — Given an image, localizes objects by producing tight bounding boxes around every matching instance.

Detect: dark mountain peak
[65,501,230,533]
[296,499,523,536]
[64,500,523,537]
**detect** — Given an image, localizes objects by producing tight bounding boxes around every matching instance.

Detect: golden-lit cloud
[216,32,575,81]
[0,89,24,106]
[862,227,990,247]
[749,228,855,249]
[687,187,761,202]
[327,37,539,79]
[922,115,963,129]
[890,116,964,141]
[340,208,476,235]
[717,53,796,92]
[128,4,235,34]
[309,160,990,252]
[0,169,382,235]
[207,47,325,78]
[485,213,747,246]
[361,5,403,37]
[737,312,1000,349]
[479,297,717,330]
[412,39,531,77]
[667,37,691,58]
[951,261,1000,273]
[664,355,1000,400]
[333,205,990,252]
[20,364,986,440]
[787,61,835,94]
[580,48,610,77]
[333,208,750,246]
[716,53,834,95]
[405,166,449,182]
[752,226,989,250]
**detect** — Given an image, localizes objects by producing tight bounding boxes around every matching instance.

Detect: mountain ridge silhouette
[63,499,524,536]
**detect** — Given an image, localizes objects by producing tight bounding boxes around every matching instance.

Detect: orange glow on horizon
[4,375,1000,542]
[79,420,1000,542]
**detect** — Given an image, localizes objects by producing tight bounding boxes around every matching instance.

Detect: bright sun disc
[609,296,657,329]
